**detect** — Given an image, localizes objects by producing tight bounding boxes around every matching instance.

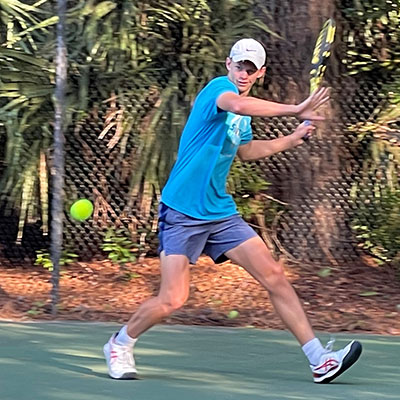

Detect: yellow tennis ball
[227,310,239,319]
[70,199,93,221]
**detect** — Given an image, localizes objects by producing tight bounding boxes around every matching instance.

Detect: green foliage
[35,249,78,271]
[227,161,270,219]
[349,129,400,269]
[351,185,400,265]
[0,0,57,240]
[0,0,277,242]
[227,160,285,256]
[101,228,137,265]
[342,1,400,271]
[227,160,285,227]
[317,268,332,278]
[342,0,400,74]
[27,301,46,316]
[350,73,400,143]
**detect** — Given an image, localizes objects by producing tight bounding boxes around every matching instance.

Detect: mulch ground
[1,256,399,335]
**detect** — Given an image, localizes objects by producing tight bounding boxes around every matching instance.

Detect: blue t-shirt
[161,76,253,219]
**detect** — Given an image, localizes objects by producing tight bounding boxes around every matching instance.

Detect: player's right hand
[291,121,316,145]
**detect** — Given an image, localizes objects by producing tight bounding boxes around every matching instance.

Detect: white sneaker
[103,333,138,379]
[312,339,362,383]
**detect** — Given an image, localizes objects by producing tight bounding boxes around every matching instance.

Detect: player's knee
[263,261,287,290]
[159,292,188,315]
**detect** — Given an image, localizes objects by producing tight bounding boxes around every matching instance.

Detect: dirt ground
[0,256,399,335]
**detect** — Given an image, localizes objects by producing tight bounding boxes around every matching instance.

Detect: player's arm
[237,122,315,161]
[217,87,329,120]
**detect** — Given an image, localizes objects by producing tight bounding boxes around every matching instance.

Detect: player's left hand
[296,87,330,121]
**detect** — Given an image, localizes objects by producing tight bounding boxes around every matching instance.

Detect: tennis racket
[310,18,336,93]
[304,18,336,139]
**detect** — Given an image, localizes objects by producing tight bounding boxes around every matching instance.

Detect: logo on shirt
[226,114,245,146]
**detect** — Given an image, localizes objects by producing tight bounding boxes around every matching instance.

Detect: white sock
[302,337,324,366]
[115,325,137,347]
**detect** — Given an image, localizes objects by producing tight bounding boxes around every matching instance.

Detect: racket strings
[309,19,336,94]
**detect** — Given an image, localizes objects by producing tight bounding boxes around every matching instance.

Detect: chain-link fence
[1,1,399,268]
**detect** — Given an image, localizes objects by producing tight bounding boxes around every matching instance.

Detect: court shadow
[42,351,107,379]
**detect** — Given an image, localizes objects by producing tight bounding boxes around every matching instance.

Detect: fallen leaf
[359,291,380,297]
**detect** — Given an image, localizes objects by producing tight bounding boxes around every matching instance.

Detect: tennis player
[104,38,362,383]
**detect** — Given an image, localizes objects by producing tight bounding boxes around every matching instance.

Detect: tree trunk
[256,0,357,265]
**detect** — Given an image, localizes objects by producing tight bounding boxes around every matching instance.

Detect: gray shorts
[158,203,257,264]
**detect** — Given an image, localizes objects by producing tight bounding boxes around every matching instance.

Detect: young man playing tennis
[104,38,362,383]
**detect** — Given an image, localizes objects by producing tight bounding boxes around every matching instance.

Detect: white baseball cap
[229,38,266,70]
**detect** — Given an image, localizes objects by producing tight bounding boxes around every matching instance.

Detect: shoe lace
[113,344,135,368]
[324,337,335,353]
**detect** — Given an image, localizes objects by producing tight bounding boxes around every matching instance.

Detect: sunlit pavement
[0,322,399,400]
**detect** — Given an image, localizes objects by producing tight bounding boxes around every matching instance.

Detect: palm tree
[0,0,276,251]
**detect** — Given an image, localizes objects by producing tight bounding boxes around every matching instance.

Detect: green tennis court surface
[0,322,399,400]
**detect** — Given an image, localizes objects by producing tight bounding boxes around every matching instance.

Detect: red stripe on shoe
[314,358,339,374]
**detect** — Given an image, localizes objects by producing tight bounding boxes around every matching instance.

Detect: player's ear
[226,57,232,70]
[257,66,266,79]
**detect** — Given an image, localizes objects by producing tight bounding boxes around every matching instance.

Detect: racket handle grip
[303,120,311,140]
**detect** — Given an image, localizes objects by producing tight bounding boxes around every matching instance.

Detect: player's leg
[225,235,362,383]
[225,236,314,344]
[104,252,190,379]
[126,252,190,338]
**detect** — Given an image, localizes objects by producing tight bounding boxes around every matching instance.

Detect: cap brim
[231,55,263,70]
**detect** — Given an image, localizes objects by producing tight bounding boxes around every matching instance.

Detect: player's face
[226,59,266,94]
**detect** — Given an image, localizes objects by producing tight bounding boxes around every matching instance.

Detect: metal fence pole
[51,0,67,315]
